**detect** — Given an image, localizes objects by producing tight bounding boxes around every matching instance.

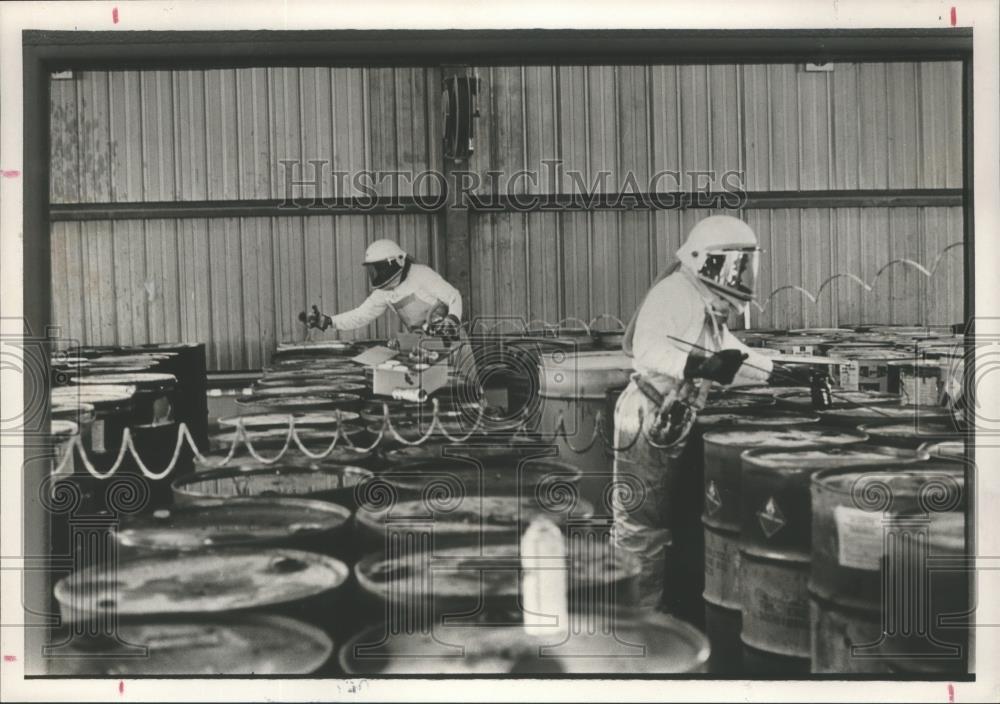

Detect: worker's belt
[633,373,669,408]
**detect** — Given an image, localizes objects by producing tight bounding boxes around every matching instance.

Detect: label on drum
[834,506,885,570]
[703,528,741,608]
[91,419,105,454]
[705,480,723,516]
[742,557,810,657]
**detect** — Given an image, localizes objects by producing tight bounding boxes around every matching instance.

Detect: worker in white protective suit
[304,239,479,392]
[613,215,779,612]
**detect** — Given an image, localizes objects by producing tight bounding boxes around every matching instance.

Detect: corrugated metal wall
[49,61,964,370]
[50,68,442,369]
[466,62,963,330]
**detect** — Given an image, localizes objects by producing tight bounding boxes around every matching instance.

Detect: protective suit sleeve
[329,290,390,331]
[630,275,704,380]
[719,325,773,385]
[417,265,463,320]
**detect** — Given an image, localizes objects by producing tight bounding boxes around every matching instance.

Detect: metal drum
[700,427,867,674]
[208,424,367,453]
[235,392,364,415]
[271,340,359,362]
[831,349,911,393]
[172,463,374,513]
[248,381,369,398]
[73,372,177,425]
[763,335,832,356]
[53,548,351,647]
[380,437,557,466]
[739,446,928,673]
[886,358,944,405]
[817,404,952,429]
[51,385,132,462]
[124,343,210,450]
[665,398,797,630]
[354,494,595,555]
[884,511,969,675]
[810,462,966,674]
[538,350,633,518]
[339,609,709,674]
[774,389,901,412]
[505,335,596,430]
[860,420,961,450]
[354,540,641,630]
[44,614,333,675]
[114,497,352,561]
[377,457,583,507]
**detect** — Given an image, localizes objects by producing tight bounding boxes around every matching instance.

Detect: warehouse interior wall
[48,62,964,371]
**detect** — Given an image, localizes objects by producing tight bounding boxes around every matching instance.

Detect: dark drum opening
[268,557,308,574]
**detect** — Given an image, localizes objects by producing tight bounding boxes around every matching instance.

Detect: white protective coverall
[330,262,479,388]
[330,262,462,332]
[612,265,774,610]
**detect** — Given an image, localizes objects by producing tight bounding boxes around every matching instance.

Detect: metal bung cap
[703,427,867,449]
[355,540,641,600]
[54,548,350,617]
[115,498,351,551]
[42,615,334,676]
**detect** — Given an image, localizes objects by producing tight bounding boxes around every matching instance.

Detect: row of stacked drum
[47,338,711,676]
[682,323,968,676]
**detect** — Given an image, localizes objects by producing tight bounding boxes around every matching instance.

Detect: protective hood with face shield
[363,238,412,290]
[675,215,761,312]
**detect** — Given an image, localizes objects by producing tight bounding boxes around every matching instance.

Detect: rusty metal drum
[809,462,966,673]
[739,445,928,671]
[700,427,868,674]
[43,614,334,675]
[339,609,709,675]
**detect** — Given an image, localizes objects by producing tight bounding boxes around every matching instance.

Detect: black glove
[298,304,333,331]
[685,349,748,385]
[427,313,461,340]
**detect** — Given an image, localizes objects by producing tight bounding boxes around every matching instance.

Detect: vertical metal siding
[50,62,965,370]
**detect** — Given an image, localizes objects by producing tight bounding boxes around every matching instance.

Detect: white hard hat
[676,215,760,303]
[363,239,408,264]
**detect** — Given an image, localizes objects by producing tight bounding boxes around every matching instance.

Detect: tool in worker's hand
[298,304,333,331]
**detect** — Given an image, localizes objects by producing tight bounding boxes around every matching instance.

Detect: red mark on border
[1,170,20,178]
[950,7,957,26]
[2,655,15,662]
[112,7,119,24]
[948,683,955,702]
[118,680,124,694]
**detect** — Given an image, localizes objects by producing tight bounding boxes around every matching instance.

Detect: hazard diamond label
[757,496,786,538]
[705,480,722,516]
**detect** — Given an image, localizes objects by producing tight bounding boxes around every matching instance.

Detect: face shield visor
[365,258,405,289]
[695,247,760,302]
